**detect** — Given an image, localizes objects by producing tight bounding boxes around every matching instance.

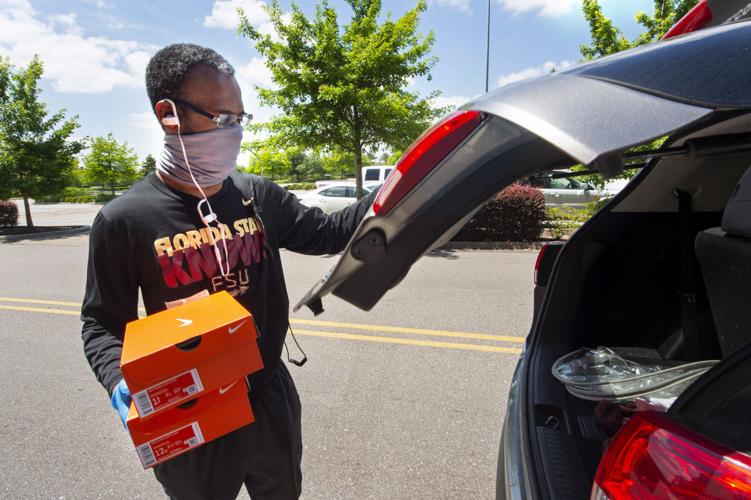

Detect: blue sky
[0,0,655,163]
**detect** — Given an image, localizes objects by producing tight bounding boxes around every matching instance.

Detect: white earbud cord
[173,114,231,278]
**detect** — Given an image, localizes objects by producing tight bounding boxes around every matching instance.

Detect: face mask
[157,124,243,187]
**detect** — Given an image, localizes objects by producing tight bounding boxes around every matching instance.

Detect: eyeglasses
[172,99,253,128]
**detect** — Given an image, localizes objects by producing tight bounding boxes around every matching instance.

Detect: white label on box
[132,368,204,417]
[136,422,204,468]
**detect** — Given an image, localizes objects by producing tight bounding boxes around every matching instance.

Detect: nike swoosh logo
[219,381,238,395]
[242,198,252,206]
[228,320,247,335]
[176,318,192,328]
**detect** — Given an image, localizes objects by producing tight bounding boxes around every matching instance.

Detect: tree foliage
[82,133,139,196]
[0,56,83,226]
[580,0,698,60]
[244,140,372,182]
[141,153,156,177]
[239,0,442,197]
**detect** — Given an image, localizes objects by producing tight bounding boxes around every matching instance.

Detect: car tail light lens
[533,243,550,285]
[373,110,484,215]
[662,0,713,40]
[592,412,751,500]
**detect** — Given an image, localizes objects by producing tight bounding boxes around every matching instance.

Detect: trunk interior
[523,113,751,499]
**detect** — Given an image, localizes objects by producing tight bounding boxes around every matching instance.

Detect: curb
[437,241,553,251]
[0,225,90,242]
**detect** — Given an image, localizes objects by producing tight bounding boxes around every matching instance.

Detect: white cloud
[204,0,267,30]
[0,0,155,94]
[432,95,472,111]
[497,60,572,87]
[237,56,274,89]
[497,0,576,17]
[204,0,288,40]
[432,0,473,14]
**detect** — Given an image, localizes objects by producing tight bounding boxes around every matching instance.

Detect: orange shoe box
[126,377,254,468]
[121,291,263,419]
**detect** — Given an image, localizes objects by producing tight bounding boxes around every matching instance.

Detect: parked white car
[297,184,379,214]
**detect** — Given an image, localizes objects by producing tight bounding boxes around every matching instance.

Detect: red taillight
[373,110,484,215]
[533,243,550,285]
[592,412,751,500]
[662,0,713,40]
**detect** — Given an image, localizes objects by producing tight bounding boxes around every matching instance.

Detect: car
[293,10,751,500]
[315,166,394,190]
[524,170,603,207]
[297,183,379,214]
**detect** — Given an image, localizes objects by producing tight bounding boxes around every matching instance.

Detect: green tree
[386,149,403,164]
[244,141,291,180]
[83,133,139,196]
[0,56,83,226]
[319,147,374,180]
[580,0,697,60]
[141,153,156,177]
[239,0,443,198]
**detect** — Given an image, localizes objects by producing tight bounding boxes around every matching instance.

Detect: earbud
[158,98,180,127]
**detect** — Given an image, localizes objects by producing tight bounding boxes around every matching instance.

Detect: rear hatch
[294,21,751,316]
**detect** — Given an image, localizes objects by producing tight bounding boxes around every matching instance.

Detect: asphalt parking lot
[1,203,536,499]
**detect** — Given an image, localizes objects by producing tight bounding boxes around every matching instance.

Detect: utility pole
[485,0,491,93]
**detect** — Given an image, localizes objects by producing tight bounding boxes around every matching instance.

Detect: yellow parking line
[293,329,522,354]
[0,305,79,316]
[0,296,526,346]
[0,297,80,307]
[290,318,525,343]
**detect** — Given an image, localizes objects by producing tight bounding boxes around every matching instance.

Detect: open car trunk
[291,22,751,500]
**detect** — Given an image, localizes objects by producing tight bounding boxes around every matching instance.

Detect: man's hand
[110,379,132,427]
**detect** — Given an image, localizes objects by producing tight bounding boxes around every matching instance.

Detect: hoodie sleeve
[259,178,376,256]
[80,212,140,395]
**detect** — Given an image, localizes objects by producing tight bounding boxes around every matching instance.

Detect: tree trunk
[23,196,33,227]
[110,179,115,197]
[354,147,364,200]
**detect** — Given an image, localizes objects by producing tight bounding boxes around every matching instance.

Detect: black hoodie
[81,172,374,395]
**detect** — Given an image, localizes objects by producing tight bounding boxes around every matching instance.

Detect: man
[81,43,374,499]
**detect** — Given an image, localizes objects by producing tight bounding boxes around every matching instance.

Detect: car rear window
[567,22,751,109]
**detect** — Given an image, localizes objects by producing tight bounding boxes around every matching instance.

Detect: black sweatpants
[153,363,303,500]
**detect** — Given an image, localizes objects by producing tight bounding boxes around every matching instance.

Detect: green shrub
[453,184,546,241]
[284,182,316,191]
[60,195,96,203]
[95,193,116,203]
[0,200,19,227]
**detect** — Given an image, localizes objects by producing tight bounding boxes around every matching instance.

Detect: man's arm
[261,179,377,255]
[80,212,139,395]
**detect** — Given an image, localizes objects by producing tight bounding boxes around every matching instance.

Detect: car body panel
[467,73,711,169]
[568,21,751,109]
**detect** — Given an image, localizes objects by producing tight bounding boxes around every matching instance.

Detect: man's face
[158,64,245,135]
